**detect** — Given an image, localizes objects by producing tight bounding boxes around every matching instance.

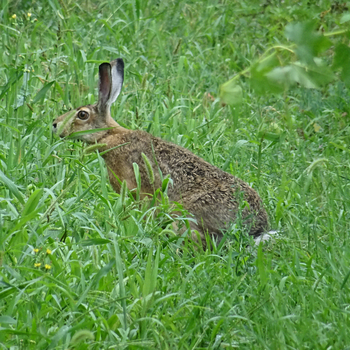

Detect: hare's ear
[108,58,124,105]
[97,62,112,113]
[97,58,124,114]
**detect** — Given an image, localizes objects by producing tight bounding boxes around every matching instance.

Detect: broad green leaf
[266,63,334,89]
[219,80,242,105]
[340,13,350,24]
[0,169,24,204]
[22,189,43,217]
[285,21,331,65]
[301,62,335,86]
[143,245,160,297]
[161,176,173,192]
[333,43,350,86]
[0,287,17,299]
[257,243,267,286]
[80,238,111,246]
[266,65,316,89]
[0,122,20,134]
[257,131,281,142]
[54,81,65,101]
[32,81,55,103]
[250,53,284,94]
[133,162,141,201]
[10,210,40,233]
[0,316,16,324]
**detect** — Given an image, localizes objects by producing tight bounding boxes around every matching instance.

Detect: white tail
[254,230,278,245]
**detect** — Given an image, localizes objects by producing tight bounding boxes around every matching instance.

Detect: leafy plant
[220,18,350,104]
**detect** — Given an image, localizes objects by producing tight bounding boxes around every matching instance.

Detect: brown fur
[53,59,268,248]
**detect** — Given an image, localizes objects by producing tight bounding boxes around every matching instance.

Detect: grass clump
[1,0,350,349]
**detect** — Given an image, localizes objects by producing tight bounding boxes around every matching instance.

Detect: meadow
[1,0,350,348]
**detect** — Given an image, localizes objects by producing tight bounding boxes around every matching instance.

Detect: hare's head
[53,58,126,143]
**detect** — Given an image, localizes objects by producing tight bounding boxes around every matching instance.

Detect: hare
[53,58,271,248]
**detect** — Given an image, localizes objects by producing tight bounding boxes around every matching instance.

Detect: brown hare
[53,58,273,248]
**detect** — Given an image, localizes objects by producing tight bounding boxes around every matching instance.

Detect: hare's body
[53,58,269,247]
[96,129,267,244]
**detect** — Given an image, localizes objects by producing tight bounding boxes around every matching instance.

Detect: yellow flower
[27,13,32,17]
[44,264,51,270]
[33,248,39,253]
[12,14,17,19]
[313,123,321,133]
[34,263,41,267]
[46,249,52,255]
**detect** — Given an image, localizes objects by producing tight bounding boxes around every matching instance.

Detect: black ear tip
[116,58,124,65]
[99,62,111,70]
[115,58,124,70]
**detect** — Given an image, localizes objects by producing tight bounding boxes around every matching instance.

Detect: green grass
[1,0,350,349]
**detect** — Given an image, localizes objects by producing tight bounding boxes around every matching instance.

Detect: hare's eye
[77,110,89,120]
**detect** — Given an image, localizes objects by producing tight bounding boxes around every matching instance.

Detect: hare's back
[151,136,263,204]
[151,135,268,235]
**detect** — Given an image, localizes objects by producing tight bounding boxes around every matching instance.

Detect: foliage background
[1,0,350,349]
